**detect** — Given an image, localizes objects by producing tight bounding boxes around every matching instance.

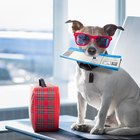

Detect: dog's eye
[78,34,90,40]
[96,37,109,47]
[76,34,90,45]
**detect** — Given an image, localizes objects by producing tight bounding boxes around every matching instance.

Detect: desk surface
[5,115,140,140]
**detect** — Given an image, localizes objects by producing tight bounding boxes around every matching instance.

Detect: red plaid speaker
[30,79,60,132]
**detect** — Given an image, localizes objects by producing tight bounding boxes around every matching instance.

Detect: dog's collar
[77,62,95,83]
[77,51,108,83]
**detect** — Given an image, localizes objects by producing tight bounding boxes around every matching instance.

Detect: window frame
[115,0,126,26]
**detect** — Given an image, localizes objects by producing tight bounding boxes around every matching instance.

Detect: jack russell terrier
[66,20,140,135]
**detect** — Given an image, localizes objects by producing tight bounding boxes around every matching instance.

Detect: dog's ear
[103,24,124,36]
[65,20,84,33]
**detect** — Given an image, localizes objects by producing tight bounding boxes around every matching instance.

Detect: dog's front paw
[71,122,93,132]
[90,126,104,134]
[71,122,80,131]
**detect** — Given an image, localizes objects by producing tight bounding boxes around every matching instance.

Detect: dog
[66,20,140,135]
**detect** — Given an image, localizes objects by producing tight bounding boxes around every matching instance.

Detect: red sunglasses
[74,32,112,48]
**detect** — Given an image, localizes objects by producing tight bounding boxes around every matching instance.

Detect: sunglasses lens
[76,34,90,45]
[96,37,109,48]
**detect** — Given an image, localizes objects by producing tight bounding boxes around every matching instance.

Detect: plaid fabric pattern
[30,84,60,132]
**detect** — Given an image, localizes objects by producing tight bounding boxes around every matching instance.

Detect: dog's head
[66,20,124,57]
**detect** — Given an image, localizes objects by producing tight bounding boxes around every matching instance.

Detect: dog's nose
[87,47,96,55]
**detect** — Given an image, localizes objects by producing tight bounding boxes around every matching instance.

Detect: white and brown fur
[66,20,140,135]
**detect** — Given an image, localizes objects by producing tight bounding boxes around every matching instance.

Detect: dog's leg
[77,92,87,124]
[90,94,112,134]
[105,100,140,135]
[71,92,91,132]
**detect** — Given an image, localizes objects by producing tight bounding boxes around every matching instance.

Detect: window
[0,0,53,85]
[126,0,140,17]
[0,0,117,109]
[68,0,115,26]
[0,0,53,31]
[0,0,53,109]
